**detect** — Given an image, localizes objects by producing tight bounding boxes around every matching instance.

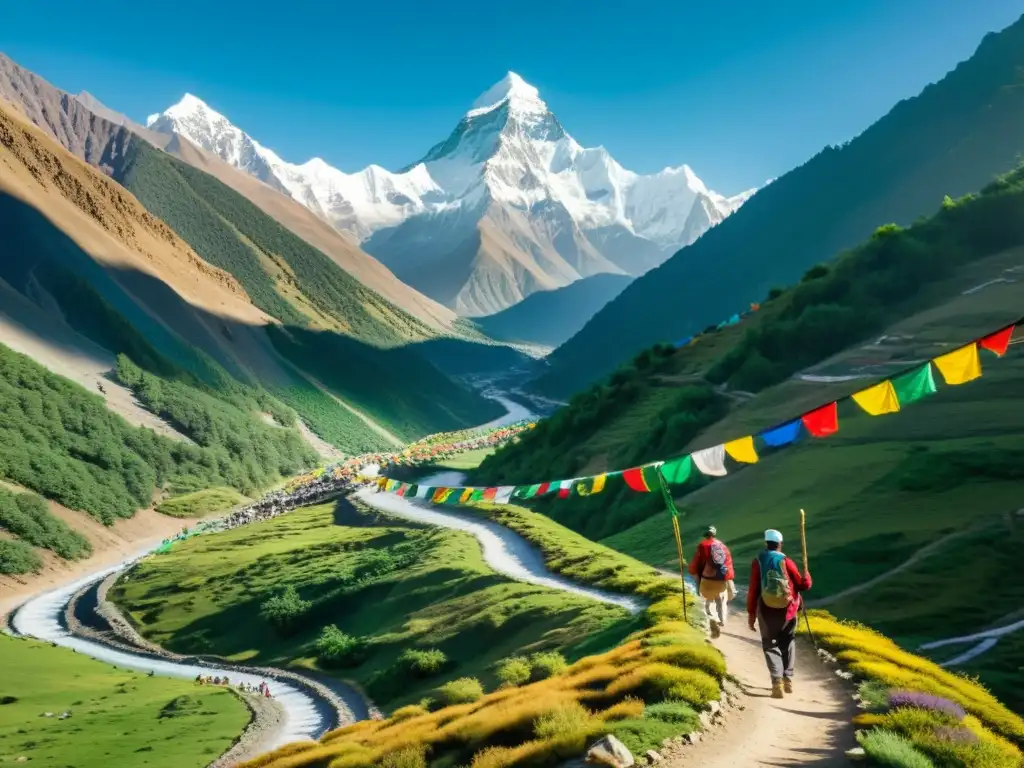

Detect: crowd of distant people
[196,674,273,698]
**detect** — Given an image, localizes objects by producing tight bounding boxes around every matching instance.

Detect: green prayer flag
[469,489,486,502]
[656,468,681,518]
[514,484,541,500]
[892,364,937,405]
[661,455,693,485]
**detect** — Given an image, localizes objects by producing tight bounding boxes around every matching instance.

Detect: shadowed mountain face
[537,12,1024,398]
[0,53,460,335]
[474,273,634,348]
[0,100,503,450]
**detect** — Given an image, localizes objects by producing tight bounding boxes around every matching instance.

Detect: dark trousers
[757,602,797,681]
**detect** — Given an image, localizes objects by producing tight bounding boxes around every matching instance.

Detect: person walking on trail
[689,526,735,638]
[747,528,813,699]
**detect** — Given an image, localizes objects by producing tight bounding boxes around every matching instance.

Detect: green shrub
[314,625,365,667]
[496,656,532,687]
[435,677,483,706]
[859,680,892,712]
[530,651,568,681]
[379,746,427,768]
[534,701,594,740]
[0,539,42,574]
[857,729,935,768]
[643,699,699,728]
[259,586,311,635]
[0,489,90,559]
[610,718,680,757]
[399,648,448,678]
[390,705,428,722]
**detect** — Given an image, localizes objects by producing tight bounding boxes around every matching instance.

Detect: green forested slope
[538,12,1024,397]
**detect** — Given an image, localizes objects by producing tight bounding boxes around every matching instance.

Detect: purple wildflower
[887,690,966,721]
[932,726,979,745]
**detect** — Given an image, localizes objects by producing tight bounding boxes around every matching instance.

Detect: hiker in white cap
[688,525,735,637]
[746,528,813,698]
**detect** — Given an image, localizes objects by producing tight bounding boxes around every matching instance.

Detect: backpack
[702,540,729,580]
[757,550,793,609]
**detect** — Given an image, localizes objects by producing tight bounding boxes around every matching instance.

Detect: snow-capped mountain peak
[146,76,755,316]
[468,71,546,117]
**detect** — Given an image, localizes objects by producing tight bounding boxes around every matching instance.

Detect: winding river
[8,393,647,760]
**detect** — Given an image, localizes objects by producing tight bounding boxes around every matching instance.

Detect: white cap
[764,529,783,543]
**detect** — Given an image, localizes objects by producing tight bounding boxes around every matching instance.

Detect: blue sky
[2,1,1020,193]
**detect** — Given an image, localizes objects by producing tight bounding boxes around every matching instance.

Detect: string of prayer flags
[760,419,803,447]
[622,464,662,492]
[575,474,607,496]
[802,402,839,438]
[934,343,982,385]
[852,379,901,416]
[724,436,759,464]
[892,364,937,405]
[660,455,692,485]
[979,324,1015,357]
[692,444,728,476]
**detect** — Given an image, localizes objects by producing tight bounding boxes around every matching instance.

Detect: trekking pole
[799,508,818,650]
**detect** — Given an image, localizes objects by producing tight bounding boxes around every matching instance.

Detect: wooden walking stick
[799,508,817,649]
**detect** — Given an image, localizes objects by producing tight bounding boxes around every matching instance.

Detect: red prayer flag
[979,325,1015,357]
[536,482,551,497]
[802,402,839,438]
[482,487,497,502]
[622,466,652,492]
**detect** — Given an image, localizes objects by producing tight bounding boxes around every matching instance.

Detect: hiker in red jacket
[689,526,735,638]
[747,529,812,699]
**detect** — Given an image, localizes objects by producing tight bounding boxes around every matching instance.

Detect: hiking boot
[709,620,721,638]
[783,677,793,694]
[771,680,785,699]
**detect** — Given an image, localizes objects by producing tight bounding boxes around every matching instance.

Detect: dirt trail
[668,621,856,766]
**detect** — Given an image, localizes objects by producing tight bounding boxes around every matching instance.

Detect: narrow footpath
[667,622,856,766]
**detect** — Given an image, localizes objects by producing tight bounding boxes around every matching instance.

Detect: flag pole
[659,468,687,619]
[672,515,688,619]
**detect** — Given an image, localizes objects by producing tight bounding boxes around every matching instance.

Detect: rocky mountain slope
[0,52,459,334]
[0,96,501,450]
[535,12,1024,397]
[147,73,753,316]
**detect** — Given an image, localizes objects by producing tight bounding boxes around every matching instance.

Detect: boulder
[586,735,635,767]
[645,749,663,763]
[845,747,867,761]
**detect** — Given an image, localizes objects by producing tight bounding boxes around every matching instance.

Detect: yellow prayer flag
[591,473,607,493]
[852,379,901,416]
[459,488,474,503]
[933,343,982,385]
[432,488,452,503]
[724,436,759,464]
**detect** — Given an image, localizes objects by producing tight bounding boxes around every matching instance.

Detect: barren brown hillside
[0,52,460,334]
[0,100,268,326]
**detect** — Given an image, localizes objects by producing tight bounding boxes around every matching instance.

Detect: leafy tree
[260,586,311,635]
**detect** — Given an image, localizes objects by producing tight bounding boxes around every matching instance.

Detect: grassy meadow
[111,500,639,708]
[155,487,249,518]
[0,634,248,767]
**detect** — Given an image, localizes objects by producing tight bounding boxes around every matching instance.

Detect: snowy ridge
[147,73,756,315]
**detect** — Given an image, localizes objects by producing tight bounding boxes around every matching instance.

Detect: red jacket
[747,552,812,623]
[689,538,735,581]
